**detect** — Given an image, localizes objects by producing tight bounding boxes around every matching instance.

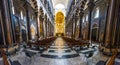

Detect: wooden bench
[62,37,90,47]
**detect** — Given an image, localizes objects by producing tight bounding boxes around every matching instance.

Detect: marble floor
[41,37,79,58]
[8,37,114,65]
[10,52,88,65]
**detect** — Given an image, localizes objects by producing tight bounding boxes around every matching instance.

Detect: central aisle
[10,37,89,65]
[41,37,79,58]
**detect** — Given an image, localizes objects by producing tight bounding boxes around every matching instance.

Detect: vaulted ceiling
[51,0,72,16]
[52,0,70,9]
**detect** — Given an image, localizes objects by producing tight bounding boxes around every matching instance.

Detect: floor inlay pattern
[41,37,79,59]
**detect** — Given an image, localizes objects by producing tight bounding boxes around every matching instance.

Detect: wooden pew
[62,37,89,47]
[28,37,57,50]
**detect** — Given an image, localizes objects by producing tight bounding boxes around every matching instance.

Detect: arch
[92,23,98,28]
[91,23,98,41]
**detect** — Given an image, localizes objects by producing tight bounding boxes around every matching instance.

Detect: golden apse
[55,12,65,36]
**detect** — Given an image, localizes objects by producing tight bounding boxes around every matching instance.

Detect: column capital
[104,0,111,7]
[79,11,84,18]
[35,11,38,16]
[23,1,31,8]
[74,11,79,19]
[87,0,95,11]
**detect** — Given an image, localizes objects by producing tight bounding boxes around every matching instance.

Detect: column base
[99,45,120,56]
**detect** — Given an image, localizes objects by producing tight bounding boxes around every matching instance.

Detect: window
[94,7,99,18]
[20,11,23,19]
[12,7,15,14]
[86,15,88,21]
[82,17,85,23]
[11,0,15,14]
[77,20,79,26]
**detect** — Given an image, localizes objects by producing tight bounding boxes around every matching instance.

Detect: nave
[0,0,120,65]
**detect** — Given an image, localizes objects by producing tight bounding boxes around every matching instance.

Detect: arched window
[86,14,88,21]
[20,11,23,19]
[94,7,99,18]
[82,17,85,23]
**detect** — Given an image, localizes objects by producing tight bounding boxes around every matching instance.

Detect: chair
[96,61,105,65]
[15,48,20,55]
[23,45,27,49]
[85,52,94,58]
[24,51,34,64]
[8,58,21,65]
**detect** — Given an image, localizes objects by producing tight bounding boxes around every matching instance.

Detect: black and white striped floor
[41,37,79,59]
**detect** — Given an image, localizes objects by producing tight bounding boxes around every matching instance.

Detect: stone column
[47,20,49,37]
[43,15,47,37]
[48,22,50,36]
[87,0,95,42]
[9,0,17,43]
[35,12,40,39]
[79,11,84,38]
[40,16,44,37]
[50,25,52,36]
[0,10,6,45]
[45,18,48,37]
[50,24,52,36]
[74,13,79,38]
[49,22,50,36]
[49,22,51,36]
[73,14,77,38]
[103,0,110,45]
[1,0,13,45]
[114,0,120,49]
[104,0,120,53]
[43,18,45,38]
[97,15,101,42]
[24,1,31,41]
[71,18,74,37]
[105,0,116,46]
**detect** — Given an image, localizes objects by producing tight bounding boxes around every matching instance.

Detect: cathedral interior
[0,0,120,65]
